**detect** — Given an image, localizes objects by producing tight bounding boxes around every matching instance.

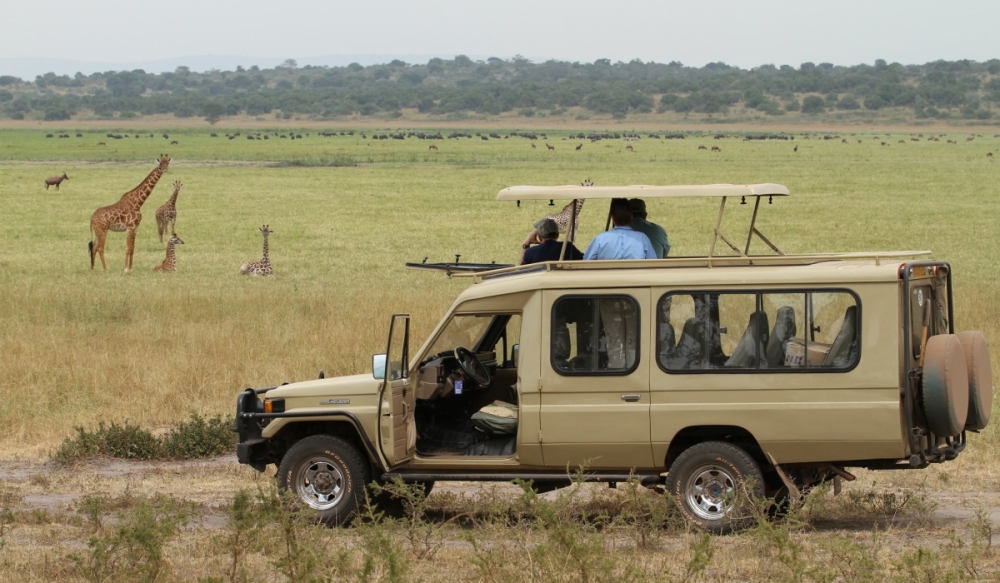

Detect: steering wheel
[454,346,491,387]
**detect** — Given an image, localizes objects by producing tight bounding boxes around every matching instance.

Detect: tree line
[1,56,998,123]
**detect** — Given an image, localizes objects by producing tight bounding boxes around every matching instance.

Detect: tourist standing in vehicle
[583,198,656,260]
[629,198,671,258]
[521,218,584,264]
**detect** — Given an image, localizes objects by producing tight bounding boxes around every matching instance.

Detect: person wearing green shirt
[629,198,670,258]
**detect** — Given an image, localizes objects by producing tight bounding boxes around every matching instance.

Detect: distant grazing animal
[44,172,68,190]
[625,144,634,152]
[793,145,799,152]
[698,145,707,150]
[428,144,437,150]
[840,139,847,144]
[881,142,887,146]
[531,143,536,149]
[575,143,582,151]
[155,181,183,243]
[152,233,184,272]
[89,155,171,272]
[162,133,169,139]
[545,143,555,151]
[711,146,721,152]
[240,225,273,276]
[857,139,862,144]
[97,142,106,146]
[898,140,905,144]
[988,152,994,158]
[170,140,179,145]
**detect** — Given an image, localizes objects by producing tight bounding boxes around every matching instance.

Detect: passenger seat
[725,311,770,368]
[766,306,797,368]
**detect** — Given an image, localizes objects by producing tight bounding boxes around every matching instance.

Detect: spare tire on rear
[957,331,993,431]
[921,334,969,437]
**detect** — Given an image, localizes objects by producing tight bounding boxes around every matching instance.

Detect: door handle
[621,394,641,402]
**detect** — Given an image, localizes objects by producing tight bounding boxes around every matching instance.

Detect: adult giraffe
[89,155,171,272]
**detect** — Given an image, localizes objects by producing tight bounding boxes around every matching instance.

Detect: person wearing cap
[520,217,584,265]
[583,198,656,260]
[629,198,670,258]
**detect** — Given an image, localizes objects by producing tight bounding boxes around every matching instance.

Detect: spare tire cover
[922,334,969,437]
[957,331,993,431]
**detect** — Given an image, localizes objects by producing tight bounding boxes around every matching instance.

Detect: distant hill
[1,57,997,125]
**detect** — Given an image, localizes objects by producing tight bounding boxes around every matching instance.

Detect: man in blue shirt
[583,198,656,260]
[521,218,584,264]
[629,198,671,258]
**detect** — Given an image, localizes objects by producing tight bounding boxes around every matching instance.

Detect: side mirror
[372,354,387,380]
[511,344,519,368]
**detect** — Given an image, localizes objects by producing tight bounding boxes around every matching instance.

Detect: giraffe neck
[120,167,164,209]
[261,234,270,263]
[165,242,176,267]
[166,187,180,207]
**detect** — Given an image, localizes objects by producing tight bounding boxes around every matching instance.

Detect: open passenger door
[377,314,415,467]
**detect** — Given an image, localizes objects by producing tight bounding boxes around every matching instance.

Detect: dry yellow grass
[0,124,998,581]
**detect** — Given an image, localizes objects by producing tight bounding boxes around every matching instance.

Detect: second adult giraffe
[89,155,171,272]
[155,180,183,243]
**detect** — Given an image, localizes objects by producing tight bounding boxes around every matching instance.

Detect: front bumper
[234,388,270,471]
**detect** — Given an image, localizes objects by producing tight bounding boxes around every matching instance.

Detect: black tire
[922,334,969,437]
[666,441,764,534]
[957,331,992,431]
[277,435,371,526]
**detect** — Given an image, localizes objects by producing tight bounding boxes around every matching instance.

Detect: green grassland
[0,127,998,454]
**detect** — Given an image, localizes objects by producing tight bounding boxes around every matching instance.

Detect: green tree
[202,102,225,124]
[801,95,825,114]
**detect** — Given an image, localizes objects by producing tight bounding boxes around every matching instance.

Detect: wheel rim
[295,457,346,510]
[684,464,737,521]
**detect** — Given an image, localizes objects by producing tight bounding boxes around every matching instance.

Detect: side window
[552,295,639,375]
[658,290,859,372]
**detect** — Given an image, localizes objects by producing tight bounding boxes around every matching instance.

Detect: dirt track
[3,455,1000,533]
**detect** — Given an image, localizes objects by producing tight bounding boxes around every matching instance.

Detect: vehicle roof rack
[496,183,790,201]
[451,250,932,282]
[501,182,792,262]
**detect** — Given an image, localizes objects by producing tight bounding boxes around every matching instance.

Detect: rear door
[378,314,415,466]
[538,289,653,469]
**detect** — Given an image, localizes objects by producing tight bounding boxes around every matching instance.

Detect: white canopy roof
[497,183,790,201]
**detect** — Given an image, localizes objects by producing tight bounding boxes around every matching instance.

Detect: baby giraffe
[155,181,183,243]
[239,225,273,276]
[153,233,185,272]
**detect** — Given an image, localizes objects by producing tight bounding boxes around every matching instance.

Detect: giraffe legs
[92,228,109,271]
[156,217,166,243]
[125,228,137,272]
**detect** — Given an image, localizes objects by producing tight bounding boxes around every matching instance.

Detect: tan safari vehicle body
[235,183,992,532]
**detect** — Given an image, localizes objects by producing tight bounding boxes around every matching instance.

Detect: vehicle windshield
[426,315,494,358]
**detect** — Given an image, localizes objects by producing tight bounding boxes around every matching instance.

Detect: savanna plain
[1,126,999,582]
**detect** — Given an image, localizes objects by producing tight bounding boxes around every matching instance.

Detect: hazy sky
[2,0,997,72]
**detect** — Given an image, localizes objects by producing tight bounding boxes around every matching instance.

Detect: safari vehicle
[234,183,993,533]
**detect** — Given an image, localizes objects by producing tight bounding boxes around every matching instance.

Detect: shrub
[74,494,194,583]
[160,414,236,459]
[54,414,235,463]
[55,422,161,462]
